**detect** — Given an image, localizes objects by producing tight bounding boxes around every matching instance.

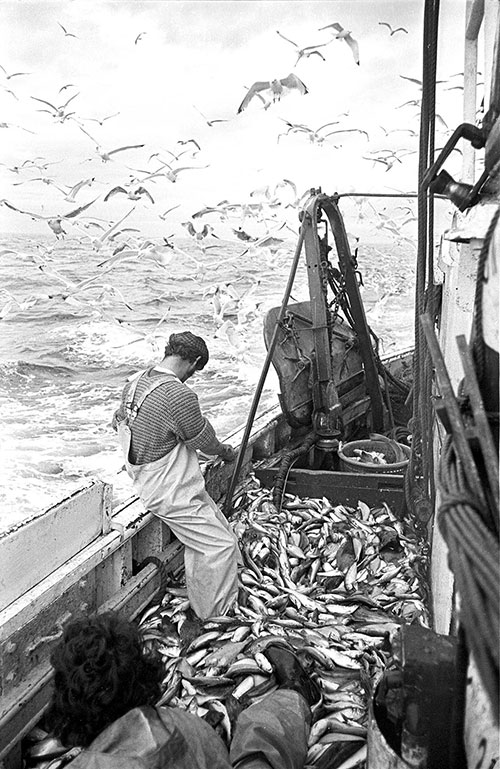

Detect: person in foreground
[112,331,240,619]
[47,613,320,769]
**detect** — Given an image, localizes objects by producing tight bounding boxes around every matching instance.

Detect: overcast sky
[1,0,470,239]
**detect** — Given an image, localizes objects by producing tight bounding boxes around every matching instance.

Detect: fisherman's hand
[219,444,237,463]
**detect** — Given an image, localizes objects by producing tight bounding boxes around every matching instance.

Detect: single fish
[232,675,255,700]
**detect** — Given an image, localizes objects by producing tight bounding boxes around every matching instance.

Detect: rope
[438,435,500,720]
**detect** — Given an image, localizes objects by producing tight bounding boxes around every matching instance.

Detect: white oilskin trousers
[118,421,240,619]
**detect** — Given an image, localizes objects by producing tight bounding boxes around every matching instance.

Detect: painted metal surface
[0,480,112,613]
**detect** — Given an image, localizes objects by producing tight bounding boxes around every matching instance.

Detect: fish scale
[120,480,431,764]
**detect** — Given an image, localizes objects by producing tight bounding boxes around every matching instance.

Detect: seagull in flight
[277,118,340,144]
[76,208,136,251]
[31,92,79,122]
[379,126,417,137]
[0,157,57,174]
[323,127,369,141]
[363,154,402,172]
[238,226,287,257]
[318,23,360,65]
[3,198,98,237]
[0,64,31,80]
[155,147,199,163]
[13,176,68,195]
[182,221,219,241]
[158,204,180,221]
[104,186,154,204]
[396,99,421,109]
[0,121,34,134]
[38,263,118,301]
[378,22,408,36]
[399,75,446,87]
[237,73,308,113]
[63,177,96,202]
[0,289,38,319]
[241,86,272,111]
[112,308,172,352]
[177,138,201,152]
[96,239,172,270]
[160,163,209,183]
[0,85,19,100]
[273,179,311,211]
[276,31,332,65]
[192,203,232,220]
[57,22,78,38]
[193,105,229,127]
[232,227,257,242]
[81,112,120,126]
[79,126,144,162]
[135,32,147,44]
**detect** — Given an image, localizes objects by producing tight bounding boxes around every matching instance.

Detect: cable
[223,226,305,515]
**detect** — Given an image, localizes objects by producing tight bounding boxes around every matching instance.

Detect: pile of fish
[138,477,430,768]
[23,478,429,769]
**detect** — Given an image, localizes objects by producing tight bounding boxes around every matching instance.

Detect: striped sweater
[113,368,225,465]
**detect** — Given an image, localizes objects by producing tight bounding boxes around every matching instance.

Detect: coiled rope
[438,435,499,720]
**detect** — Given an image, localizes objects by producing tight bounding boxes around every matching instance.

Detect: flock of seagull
[1,14,463,352]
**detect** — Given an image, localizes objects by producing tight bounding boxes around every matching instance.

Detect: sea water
[0,234,415,530]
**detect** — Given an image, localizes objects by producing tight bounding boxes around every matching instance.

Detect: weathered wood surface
[0,540,183,762]
[255,467,406,515]
[0,498,162,644]
[0,481,112,613]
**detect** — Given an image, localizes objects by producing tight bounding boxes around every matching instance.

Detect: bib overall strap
[125,369,175,426]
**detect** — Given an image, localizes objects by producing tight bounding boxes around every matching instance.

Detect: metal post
[223,225,306,515]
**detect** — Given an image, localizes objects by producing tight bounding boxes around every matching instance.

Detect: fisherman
[46,613,319,769]
[112,331,241,620]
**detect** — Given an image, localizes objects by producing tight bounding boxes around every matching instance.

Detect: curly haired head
[164,331,209,369]
[46,612,164,748]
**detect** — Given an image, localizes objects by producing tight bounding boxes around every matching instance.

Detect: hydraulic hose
[223,225,306,516]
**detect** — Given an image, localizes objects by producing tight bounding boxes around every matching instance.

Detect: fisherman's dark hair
[46,612,163,748]
[164,331,209,369]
